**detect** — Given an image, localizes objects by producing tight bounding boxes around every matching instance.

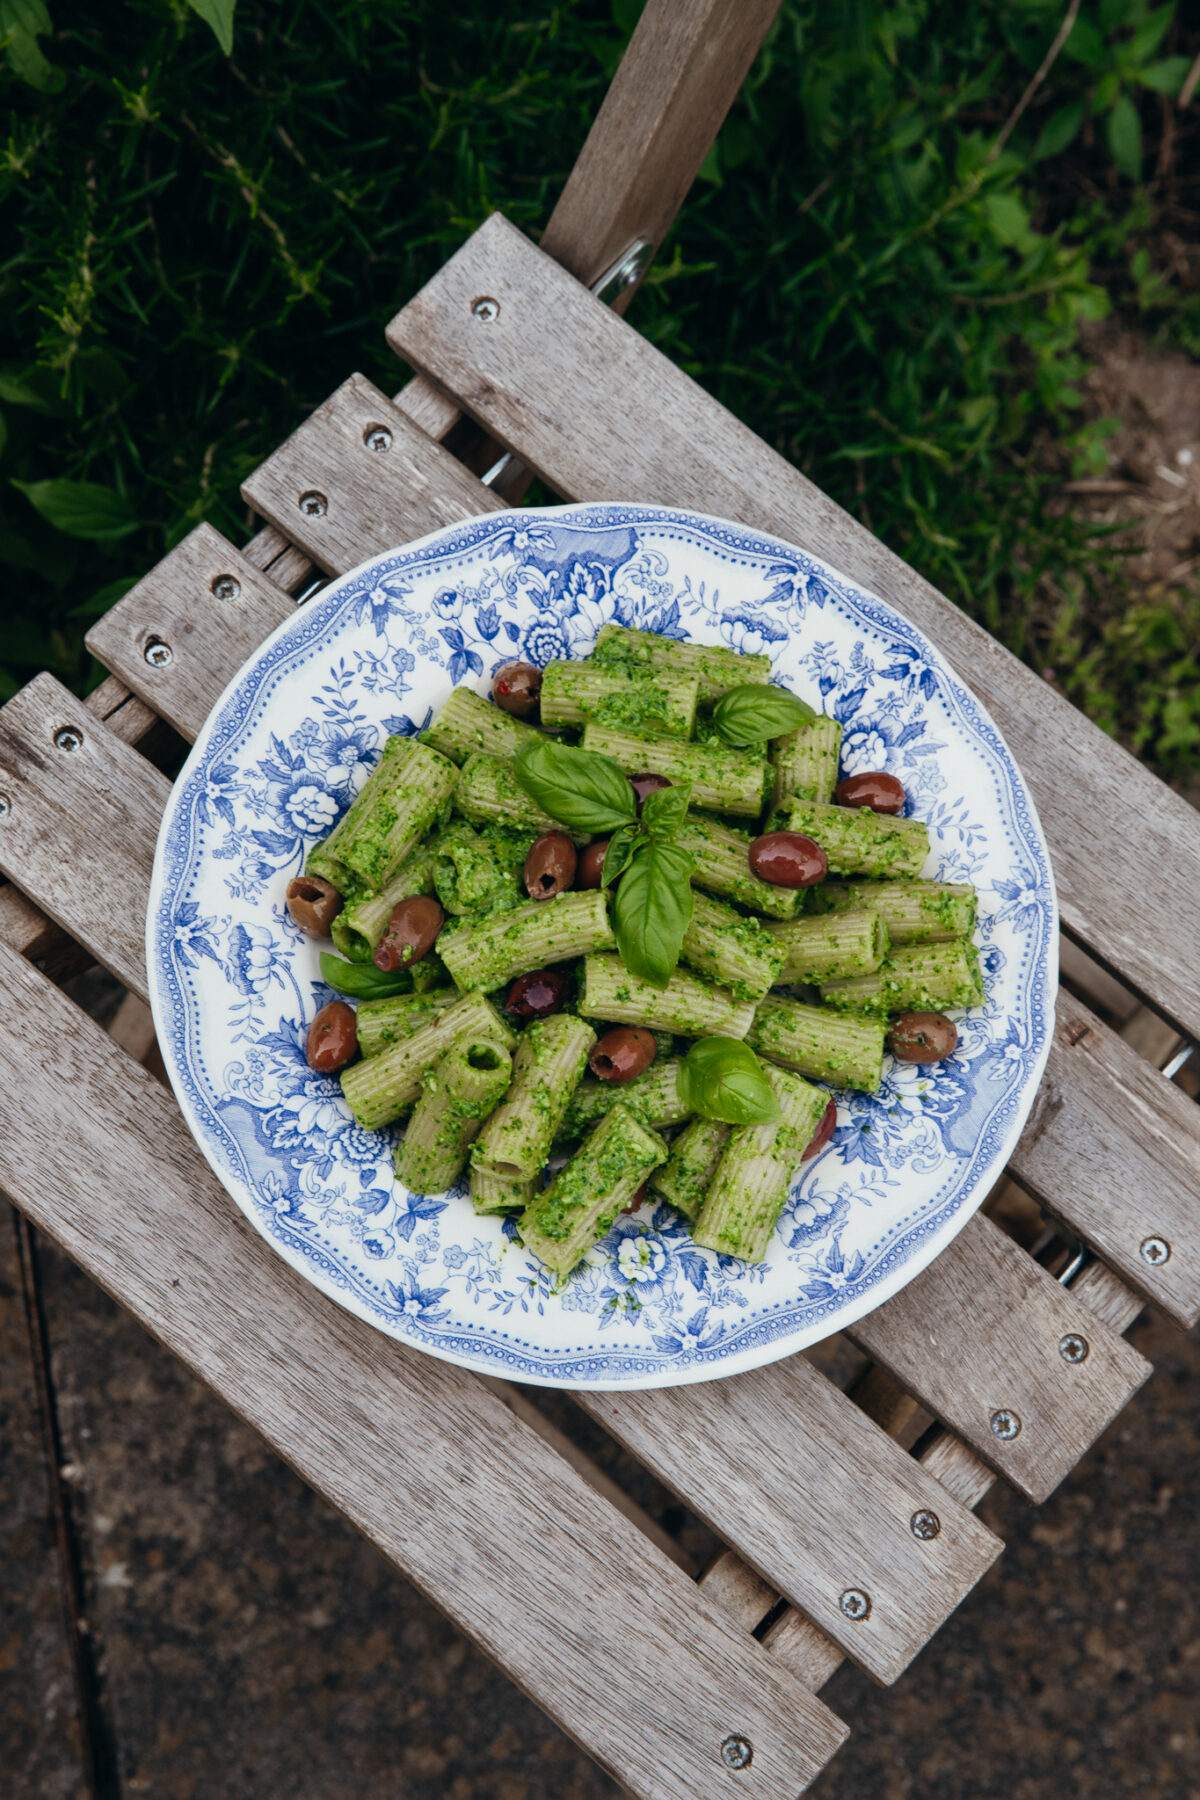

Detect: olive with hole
[577,839,610,888]
[887,1011,958,1063]
[628,772,671,813]
[374,894,445,971]
[285,874,343,937]
[306,1001,357,1074]
[524,831,577,900]
[589,1026,657,1083]
[492,661,542,717]
[834,770,906,814]
[505,968,572,1020]
[801,1097,838,1161]
[747,831,828,888]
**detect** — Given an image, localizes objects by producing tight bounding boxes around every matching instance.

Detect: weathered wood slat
[847,1212,1149,1502]
[0,674,168,998]
[386,213,1200,1045]
[241,373,503,575]
[85,524,294,743]
[0,942,845,1799]
[577,1358,1001,1685]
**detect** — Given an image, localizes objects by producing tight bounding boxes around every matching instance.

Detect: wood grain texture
[577,1356,1001,1685]
[0,941,847,1800]
[386,213,1200,1041]
[241,373,503,576]
[847,1213,1149,1503]
[86,524,294,743]
[540,0,783,296]
[395,373,464,440]
[1010,999,1200,1327]
[0,674,167,998]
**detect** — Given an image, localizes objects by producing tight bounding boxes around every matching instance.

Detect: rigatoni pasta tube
[769,716,843,809]
[540,662,699,738]
[680,890,784,1002]
[692,1067,827,1262]
[472,1014,596,1179]
[649,1117,731,1222]
[770,797,929,879]
[807,879,977,945]
[330,845,438,961]
[518,1104,668,1277]
[591,622,770,703]
[581,722,768,819]
[440,891,615,992]
[747,996,885,1092]
[820,941,984,1016]
[454,752,589,842]
[394,1038,513,1193]
[766,909,889,984]
[675,813,801,919]
[433,822,529,917]
[340,991,515,1130]
[579,953,757,1039]
[470,1164,534,1216]
[556,1059,690,1142]
[357,988,459,1060]
[327,735,459,893]
[422,685,538,764]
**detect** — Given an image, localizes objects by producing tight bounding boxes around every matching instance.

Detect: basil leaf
[640,780,691,841]
[319,952,410,999]
[514,738,638,833]
[678,1037,782,1125]
[602,822,639,886]
[711,684,817,747]
[612,840,694,988]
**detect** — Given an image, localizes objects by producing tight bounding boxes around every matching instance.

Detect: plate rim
[146,499,1058,1390]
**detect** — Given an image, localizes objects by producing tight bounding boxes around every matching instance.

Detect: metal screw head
[54,726,83,753]
[990,1408,1022,1441]
[1141,1235,1171,1267]
[298,490,328,517]
[720,1735,753,1771]
[211,574,240,601]
[0,794,10,818]
[1059,1332,1089,1364]
[910,1508,941,1540]
[471,295,501,322]
[839,1588,871,1620]
[363,424,392,452]
[143,638,172,668]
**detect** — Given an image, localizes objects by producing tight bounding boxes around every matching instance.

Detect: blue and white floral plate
[147,503,1056,1389]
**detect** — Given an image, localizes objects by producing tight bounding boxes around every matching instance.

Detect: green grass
[2,0,1198,775]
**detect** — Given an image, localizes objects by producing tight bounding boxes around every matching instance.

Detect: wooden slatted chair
[3,4,1198,1792]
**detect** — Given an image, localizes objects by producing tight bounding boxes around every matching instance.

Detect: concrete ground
[3,1194,1197,1800]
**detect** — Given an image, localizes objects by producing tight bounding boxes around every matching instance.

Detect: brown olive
[620,1181,649,1216]
[801,1097,838,1162]
[286,874,344,937]
[628,772,672,814]
[589,1026,657,1083]
[524,831,577,901]
[577,839,610,888]
[306,1000,357,1074]
[505,968,572,1020]
[374,895,445,971]
[493,661,542,718]
[747,831,828,889]
[834,770,906,814]
[887,1011,958,1064]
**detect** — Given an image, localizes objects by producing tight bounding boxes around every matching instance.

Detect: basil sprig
[711,683,817,747]
[677,1037,782,1125]
[611,840,695,988]
[319,951,409,1000]
[514,738,638,833]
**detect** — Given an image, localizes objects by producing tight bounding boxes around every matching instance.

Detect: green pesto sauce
[531,1121,659,1243]
[591,679,677,734]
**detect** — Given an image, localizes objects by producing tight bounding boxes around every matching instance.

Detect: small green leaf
[12,478,138,542]
[514,738,637,834]
[601,823,638,886]
[711,684,816,747]
[640,781,690,841]
[677,1037,781,1126]
[611,840,693,988]
[1137,56,1191,94]
[1063,15,1105,65]
[1106,93,1142,181]
[0,0,65,91]
[318,952,409,1000]
[1033,102,1083,160]
[185,0,238,56]
[1128,5,1173,65]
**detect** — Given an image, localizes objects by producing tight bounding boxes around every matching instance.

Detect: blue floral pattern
[148,504,1057,1389]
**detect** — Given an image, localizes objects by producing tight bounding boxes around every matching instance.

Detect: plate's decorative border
[148,503,1057,1389]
